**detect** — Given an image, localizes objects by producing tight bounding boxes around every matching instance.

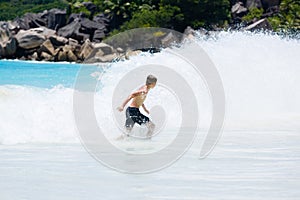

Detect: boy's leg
[124,107,135,137]
[145,121,155,138]
[136,111,155,139]
[116,125,133,140]
[116,107,135,140]
[125,126,133,136]
[125,117,135,137]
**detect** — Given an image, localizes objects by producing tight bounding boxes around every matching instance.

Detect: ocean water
[0,31,300,200]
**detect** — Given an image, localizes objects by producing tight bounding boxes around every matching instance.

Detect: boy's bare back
[129,85,149,108]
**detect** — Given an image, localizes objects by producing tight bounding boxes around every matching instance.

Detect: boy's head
[146,75,157,88]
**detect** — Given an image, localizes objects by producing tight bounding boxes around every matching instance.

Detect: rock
[79,18,106,42]
[244,18,272,31]
[231,2,248,23]
[62,45,71,52]
[184,26,196,36]
[55,45,78,62]
[0,22,17,58]
[0,38,17,58]
[47,9,67,30]
[68,39,81,59]
[30,52,38,60]
[67,50,78,62]
[15,29,46,49]
[57,49,67,61]
[97,53,118,62]
[125,50,142,60]
[85,53,118,63]
[68,13,88,24]
[232,2,248,16]
[0,21,19,34]
[59,13,107,43]
[161,32,180,47]
[19,56,26,60]
[116,47,124,53]
[9,22,19,31]
[49,35,68,47]
[95,49,105,57]
[81,18,106,33]
[92,29,105,42]
[15,47,36,57]
[82,2,97,14]
[85,42,117,62]
[58,20,79,38]
[93,14,110,40]
[246,0,263,9]
[93,42,114,55]
[39,39,55,56]
[68,38,79,46]
[40,52,52,61]
[29,27,56,38]
[14,13,46,30]
[63,44,75,52]
[14,9,66,31]
[58,20,90,43]
[0,23,11,41]
[53,47,61,57]
[79,39,94,60]
[85,48,104,61]
[93,13,110,25]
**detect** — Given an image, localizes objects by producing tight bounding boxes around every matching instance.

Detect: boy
[117,75,157,138]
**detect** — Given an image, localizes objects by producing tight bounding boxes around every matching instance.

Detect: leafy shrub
[269,0,300,31]
[242,7,264,23]
[0,0,68,21]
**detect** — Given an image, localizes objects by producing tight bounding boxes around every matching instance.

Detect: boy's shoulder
[135,86,148,94]
[141,85,149,93]
[137,85,147,92]
[131,85,147,96]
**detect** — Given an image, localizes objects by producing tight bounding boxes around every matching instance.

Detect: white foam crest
[0,31,299,145]
[0,85,79,145]
[196,31,300,130]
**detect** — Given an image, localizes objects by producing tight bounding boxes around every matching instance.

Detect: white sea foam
[196,31,300,130]
[0,85,78,145]
[0,31,299,145]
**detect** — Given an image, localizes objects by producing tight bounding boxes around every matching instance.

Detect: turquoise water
[0,60,98,88]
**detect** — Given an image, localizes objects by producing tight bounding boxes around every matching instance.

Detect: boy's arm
[117,95,132,111]
[142,104,149,114]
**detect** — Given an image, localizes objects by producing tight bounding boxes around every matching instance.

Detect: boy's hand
[117,106,124,112]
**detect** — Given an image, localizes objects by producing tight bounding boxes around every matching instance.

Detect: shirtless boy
[117,75,157,138]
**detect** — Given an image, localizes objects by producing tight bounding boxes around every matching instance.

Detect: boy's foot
[115,133,130,140]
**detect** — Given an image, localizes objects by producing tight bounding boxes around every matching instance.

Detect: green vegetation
[0,0,299,33]
[66,0,231,32]
[111,4,183,35]
[159,0,230,31]
[0,0,68,21]
[242,8,264,23]
[69,1,91,17]
[269,0,300,31]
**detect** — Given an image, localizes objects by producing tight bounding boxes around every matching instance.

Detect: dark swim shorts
[125,107,149,128]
